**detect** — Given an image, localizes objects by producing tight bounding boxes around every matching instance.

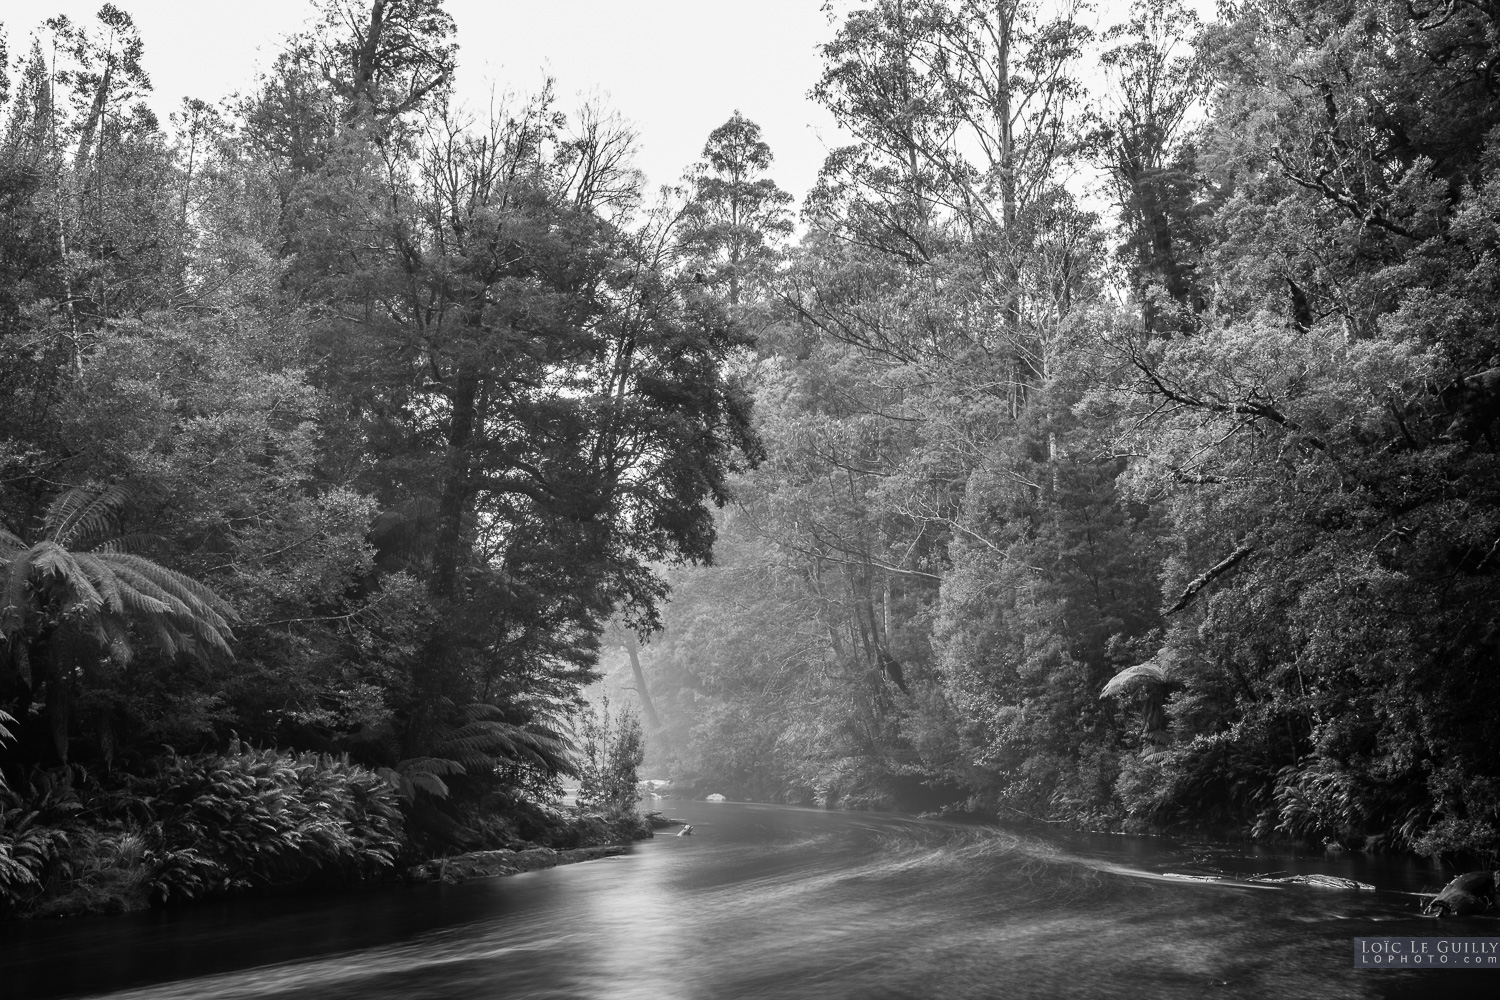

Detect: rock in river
[1425,871,1498,916]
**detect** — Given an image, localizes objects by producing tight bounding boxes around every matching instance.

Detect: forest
[622,0,1500,860]
[2,0,1499,918]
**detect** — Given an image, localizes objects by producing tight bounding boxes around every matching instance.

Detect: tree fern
[0,488,237,761]
[377,757,467,802]
[429,704,578,778]
[1101,649,1184,699]
[1100,662,1172,699]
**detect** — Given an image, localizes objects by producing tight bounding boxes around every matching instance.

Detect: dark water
[2,800,1495,999]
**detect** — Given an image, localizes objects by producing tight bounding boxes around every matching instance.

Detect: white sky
[5,0,845,202]
[4,1,1216,205]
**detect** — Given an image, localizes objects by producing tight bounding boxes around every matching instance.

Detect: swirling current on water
[1,800,1490,999]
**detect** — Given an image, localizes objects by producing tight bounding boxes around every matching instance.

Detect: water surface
[3,800,1493,998]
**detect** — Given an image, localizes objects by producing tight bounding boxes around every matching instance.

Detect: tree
[604,619,660,730]
[240,0,457,214]
[1102,0,1500,851]
[265,81,763,804]
[679,112,793,306]
[626,517,870,804]
[313,0,456,126]
[0,0,782,904]
[1096,0,1209,333]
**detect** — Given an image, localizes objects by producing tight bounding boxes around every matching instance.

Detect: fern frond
[0,488,235,673]
[431,716,578,777]
[399,757,468,777]
[377,759,464,802]
[74,553,126,615]
[458,703,506,724]
[103,553,237,626]
[440,748,503,772]
[99,560,193,618]
[42,489,92,542]
[406,771,450,798]
[91,532,170,557]
[106,570,175,618]
[46,486,129,547]
[104,558,234,656]
[432,721,518,755]
[100,617,133,667]
[29,542,103,617]
[1101,663,1172,699]
[132,609,182,662]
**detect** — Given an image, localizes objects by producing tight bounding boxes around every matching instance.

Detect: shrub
[3,745,404,916]
[1117,723,1278,833]
[135,742,404,893]
[0,793,72,910]
[576,698,644,816]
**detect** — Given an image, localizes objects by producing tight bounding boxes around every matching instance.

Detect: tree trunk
[352,0,389,113]
[46,641,70,764]
[995,2,1024,417]
[432,370,479,600]
[895,0,928,226]
[622,633,661,730]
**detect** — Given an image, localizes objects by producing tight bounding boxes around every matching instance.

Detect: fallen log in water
[1245,873,1375,890]
[1158,872,1377,890]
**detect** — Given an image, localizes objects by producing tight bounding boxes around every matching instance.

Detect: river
[1,800,1493,999]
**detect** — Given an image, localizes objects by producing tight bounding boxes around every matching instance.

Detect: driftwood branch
[1168,544,1255,614]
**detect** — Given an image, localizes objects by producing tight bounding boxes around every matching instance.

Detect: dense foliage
[624,0,1500,859]
[0,0,755,913]
[0,744,401,914]
[6,0,1500,910]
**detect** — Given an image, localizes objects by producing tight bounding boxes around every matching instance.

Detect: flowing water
[2,800,1494,999]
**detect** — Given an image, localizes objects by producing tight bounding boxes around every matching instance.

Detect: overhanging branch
[1167,543,1255,614]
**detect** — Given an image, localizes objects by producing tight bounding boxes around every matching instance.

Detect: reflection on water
[2,801,1493,999]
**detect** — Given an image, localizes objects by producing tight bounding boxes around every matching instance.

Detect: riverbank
[3,781,679,922]
[0,743,694,921]
[16,813,678,920]
[12,825,665,921]
[404,844,629,882]
[403,813,688,883]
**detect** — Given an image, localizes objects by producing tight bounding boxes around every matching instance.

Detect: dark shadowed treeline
[0,1,754,913]
[636,0,1500,858]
